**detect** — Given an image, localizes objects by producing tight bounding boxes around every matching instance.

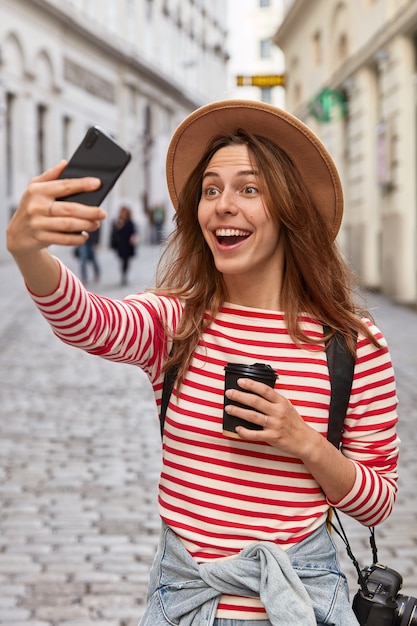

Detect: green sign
[308,88,347,123]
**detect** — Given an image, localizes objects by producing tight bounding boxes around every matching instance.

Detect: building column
[0,85,8,261]
[381,35,416,303]
[356,66,380,289]
[342,67,380,289]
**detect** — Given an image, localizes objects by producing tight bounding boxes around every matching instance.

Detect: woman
[111,205,138,285]
[7,100,399,626]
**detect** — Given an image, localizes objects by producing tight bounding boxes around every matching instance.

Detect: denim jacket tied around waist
[139,521,360,626]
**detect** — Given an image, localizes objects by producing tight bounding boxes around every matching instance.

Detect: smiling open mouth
[215,228,251,245]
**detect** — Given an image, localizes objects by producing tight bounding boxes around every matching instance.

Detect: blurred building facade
[0,0,229,259]
[275,0,417,304]
[226,0,285,107]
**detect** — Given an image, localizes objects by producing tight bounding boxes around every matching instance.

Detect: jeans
[139,522,360,626]
[79,241,99,282]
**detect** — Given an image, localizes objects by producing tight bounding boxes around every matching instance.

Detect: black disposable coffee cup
[223,362,278,437]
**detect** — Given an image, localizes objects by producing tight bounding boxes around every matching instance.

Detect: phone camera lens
[85,129,99,149]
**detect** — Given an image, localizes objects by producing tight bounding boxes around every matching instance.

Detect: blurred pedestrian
[151,204,165,244]
[110,205,138,285]
[75,226,100,284]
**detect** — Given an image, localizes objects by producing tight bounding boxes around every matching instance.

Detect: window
[338,33,348,61]
[261,87,272,104]
[37,104,47,174]
[312,30,321,65]
[260,39,272,59]
[146,0,153,21]
[144,103,152,138]
[62,115,72,159]
[6,92,15,197]
[294,82,302,105]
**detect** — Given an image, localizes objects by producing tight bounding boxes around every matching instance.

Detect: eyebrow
[202,169,259,180]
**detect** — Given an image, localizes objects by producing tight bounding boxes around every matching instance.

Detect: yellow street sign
[236,74,286,87]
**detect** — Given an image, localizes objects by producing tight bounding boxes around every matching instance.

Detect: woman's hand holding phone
[6,126,131,294]
[5,161,105,296]
[6,161,105,257]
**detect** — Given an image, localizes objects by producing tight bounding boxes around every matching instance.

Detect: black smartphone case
[57,126,131,205]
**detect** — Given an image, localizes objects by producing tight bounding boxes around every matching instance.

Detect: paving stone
[89,583,140,595]
[3,622,49,626]
[56,622,118,626]
[0,609,31,621]
[0,556,41,575]
[35,606,90,621]
[72,572,122,584]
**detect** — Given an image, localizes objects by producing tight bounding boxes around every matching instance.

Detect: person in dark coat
[110,206,138,285]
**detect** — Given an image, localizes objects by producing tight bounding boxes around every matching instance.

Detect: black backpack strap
[324,325,357,448]
[160,360,178,439]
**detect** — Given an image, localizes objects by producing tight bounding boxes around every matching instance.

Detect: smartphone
[57,126,131,204]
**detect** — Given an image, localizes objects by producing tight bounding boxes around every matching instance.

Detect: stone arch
[33,49,56,92]
[2,31,26,79]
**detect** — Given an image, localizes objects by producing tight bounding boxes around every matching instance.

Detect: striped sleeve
[27,257,182,383]
[328,318,399,526]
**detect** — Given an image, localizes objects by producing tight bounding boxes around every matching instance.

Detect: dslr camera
[353,563,417,625]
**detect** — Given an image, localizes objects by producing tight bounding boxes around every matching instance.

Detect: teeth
[215,229,250,237]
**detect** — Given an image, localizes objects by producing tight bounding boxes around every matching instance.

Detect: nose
[215,187,238,214]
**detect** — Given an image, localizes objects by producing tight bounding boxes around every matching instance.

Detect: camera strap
[329,507,375,595]
[323,327,380,596]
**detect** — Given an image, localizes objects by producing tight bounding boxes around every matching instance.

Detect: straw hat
[166,99,343,240]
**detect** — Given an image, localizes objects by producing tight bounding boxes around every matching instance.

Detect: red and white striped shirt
[30,261,399,620]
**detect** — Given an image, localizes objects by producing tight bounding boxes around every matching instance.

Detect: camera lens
[396,594,417,625]
[85,128,99,149]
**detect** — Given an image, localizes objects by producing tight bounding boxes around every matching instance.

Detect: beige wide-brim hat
[166,99,343,240]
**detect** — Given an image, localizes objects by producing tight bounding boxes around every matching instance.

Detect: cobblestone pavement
[1,243,417,625]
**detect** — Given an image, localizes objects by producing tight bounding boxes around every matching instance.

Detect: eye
[203,186,220,197]
[243,185,258,195]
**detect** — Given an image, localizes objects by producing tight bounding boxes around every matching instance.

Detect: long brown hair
[154,130,378,382]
